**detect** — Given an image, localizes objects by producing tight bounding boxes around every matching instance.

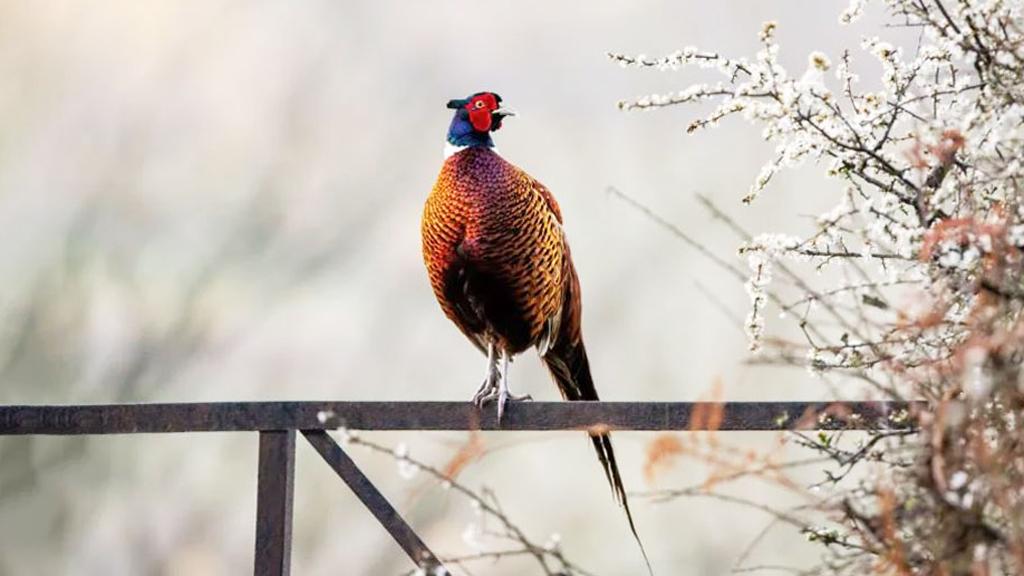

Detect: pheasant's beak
[494,107,516,117]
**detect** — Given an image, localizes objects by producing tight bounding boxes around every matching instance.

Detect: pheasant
[421,91,651,572]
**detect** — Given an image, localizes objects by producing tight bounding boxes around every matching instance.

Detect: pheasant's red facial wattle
[466,93,499,132]
[444,91,510,151]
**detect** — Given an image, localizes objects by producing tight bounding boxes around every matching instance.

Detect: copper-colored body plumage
[422,147,567,355]
[422,145,650,572]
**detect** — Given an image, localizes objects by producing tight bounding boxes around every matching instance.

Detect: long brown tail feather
[543,340,653,575]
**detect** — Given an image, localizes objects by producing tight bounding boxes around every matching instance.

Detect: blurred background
[0,2,895,574]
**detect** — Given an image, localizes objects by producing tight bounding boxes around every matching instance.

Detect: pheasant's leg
[472,342,500,407]
[496,349,532,421]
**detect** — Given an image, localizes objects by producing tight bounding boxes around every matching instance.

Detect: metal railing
[0,400,921,575]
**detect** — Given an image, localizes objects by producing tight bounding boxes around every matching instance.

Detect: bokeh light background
[0,2,898,574]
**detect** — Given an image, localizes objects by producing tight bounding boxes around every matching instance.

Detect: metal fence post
[254,430,296,576]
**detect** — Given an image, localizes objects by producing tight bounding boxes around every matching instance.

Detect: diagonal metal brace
[302,430,445,572]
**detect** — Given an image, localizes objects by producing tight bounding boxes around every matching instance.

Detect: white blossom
[394,443,420,480]
[316,409,335,425]
[839,0,865,24]
[461,523,482,550]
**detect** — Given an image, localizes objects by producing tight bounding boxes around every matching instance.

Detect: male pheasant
[421,91,651,571]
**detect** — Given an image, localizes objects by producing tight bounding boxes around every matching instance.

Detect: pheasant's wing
[528,175,563,225]
[441,227,535,356]
[439,234,488,354]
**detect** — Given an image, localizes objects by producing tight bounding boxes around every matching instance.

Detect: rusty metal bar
[302,430,444,572]
[254,430,296,576]
[0,401,920,435]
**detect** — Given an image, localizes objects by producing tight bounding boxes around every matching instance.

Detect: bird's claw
[495,390,532,422]
[473,343,501,408]
[472,382,499,408]
[472,384,532,421]
[470,345,530,422]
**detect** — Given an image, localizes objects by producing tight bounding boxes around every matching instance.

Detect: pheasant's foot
[471,342,501,408]
[495,349,530,422]
[472,381,499,407]
[496,388,532,422]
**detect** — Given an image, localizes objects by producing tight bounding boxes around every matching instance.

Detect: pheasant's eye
[474,100,486,109]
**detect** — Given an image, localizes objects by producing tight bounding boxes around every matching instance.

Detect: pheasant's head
[445,91,515,152]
